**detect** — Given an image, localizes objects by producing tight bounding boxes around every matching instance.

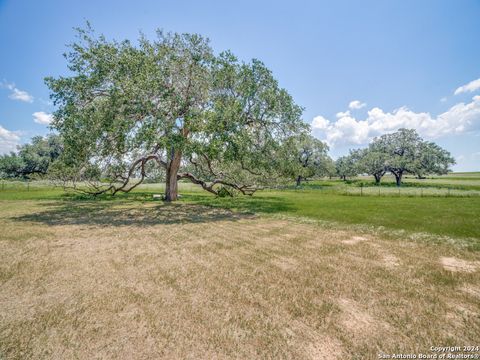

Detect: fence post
[447,188,450,197]
[360,183,363,196]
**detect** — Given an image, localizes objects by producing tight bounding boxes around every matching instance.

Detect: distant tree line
[334,128,455,186]
[0,128,455,189]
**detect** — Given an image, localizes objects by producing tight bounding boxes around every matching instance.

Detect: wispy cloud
[33,111,53,125]
[454,78,480,95]
[1,81,34,103]
[336,110,350,118]
[312,95,480,147]
[0,125,21,153]
[348,100,366,110]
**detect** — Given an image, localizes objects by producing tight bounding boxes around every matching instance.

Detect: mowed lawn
[187,190,480,243]
[1,186,480,358]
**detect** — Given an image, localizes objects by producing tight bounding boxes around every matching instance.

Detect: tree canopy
[46,26,307,200]
[0,134,63,179]
[411,141,455,179]
[335,154,357,181]
[373,129,455,186]
[352,146,388,184]
[347,128,455,185]
[279,134,331,186]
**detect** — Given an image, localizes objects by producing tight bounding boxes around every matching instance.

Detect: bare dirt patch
[369,242,401,268]
[271,256,299,271]
[460,285,480,299]
[337,298,382,338]
[440,257,478,273]
[382,254,400,268]
[341,235,369,245]
[306,335,344,360]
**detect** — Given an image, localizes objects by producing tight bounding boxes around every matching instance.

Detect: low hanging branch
[58,152,167,196]
[178,172,258,196]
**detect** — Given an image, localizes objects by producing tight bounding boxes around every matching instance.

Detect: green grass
[313,174,480,190]
[1,178,479,247]
[183,190,480,242]
[0,187,66,200]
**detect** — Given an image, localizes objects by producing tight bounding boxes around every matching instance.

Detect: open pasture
[1,180,480,359]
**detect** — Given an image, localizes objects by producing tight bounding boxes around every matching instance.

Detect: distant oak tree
[335,154,357,181]
[352,147,388,185]
[280,134,331,186]
[0,134,62,179]
[351,128,455,186]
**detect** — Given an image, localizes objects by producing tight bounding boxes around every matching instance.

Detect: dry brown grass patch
[440,256,478,273]
[460,285,480,299]
[0,200,479,359]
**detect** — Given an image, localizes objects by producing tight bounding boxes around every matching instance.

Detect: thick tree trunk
[374,174,381,184]
[296,175,302,187]
[165,149,182,202]
[395,172,403,187]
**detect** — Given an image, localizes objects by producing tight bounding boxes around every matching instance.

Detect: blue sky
[1,0,479,171]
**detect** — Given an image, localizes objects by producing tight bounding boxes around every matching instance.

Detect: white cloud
[348,100,366,110]
[311,95,480,147]
[33,111,53,125]
[0,125,21,154]
[311,115,330,130]
[9,88,34,102]
[336,110,351,118]
[454,78,480,95]
[440,97,447,102]
[1,81,33,103]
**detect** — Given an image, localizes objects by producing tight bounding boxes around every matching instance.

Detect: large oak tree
[357,129,455,186]
[46,26,306,200]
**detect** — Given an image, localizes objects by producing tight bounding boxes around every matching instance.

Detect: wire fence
[327,185,480,197]
[1,180,480,198]
[0,180,55,191]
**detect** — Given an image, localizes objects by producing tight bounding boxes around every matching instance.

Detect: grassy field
[190,190,480,243]
[1,176,479,359]
[349,172,480,190]
[3,178,479,244]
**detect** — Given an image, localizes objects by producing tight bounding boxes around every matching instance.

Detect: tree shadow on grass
[12,194,294,227]
[180,193,295,215]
